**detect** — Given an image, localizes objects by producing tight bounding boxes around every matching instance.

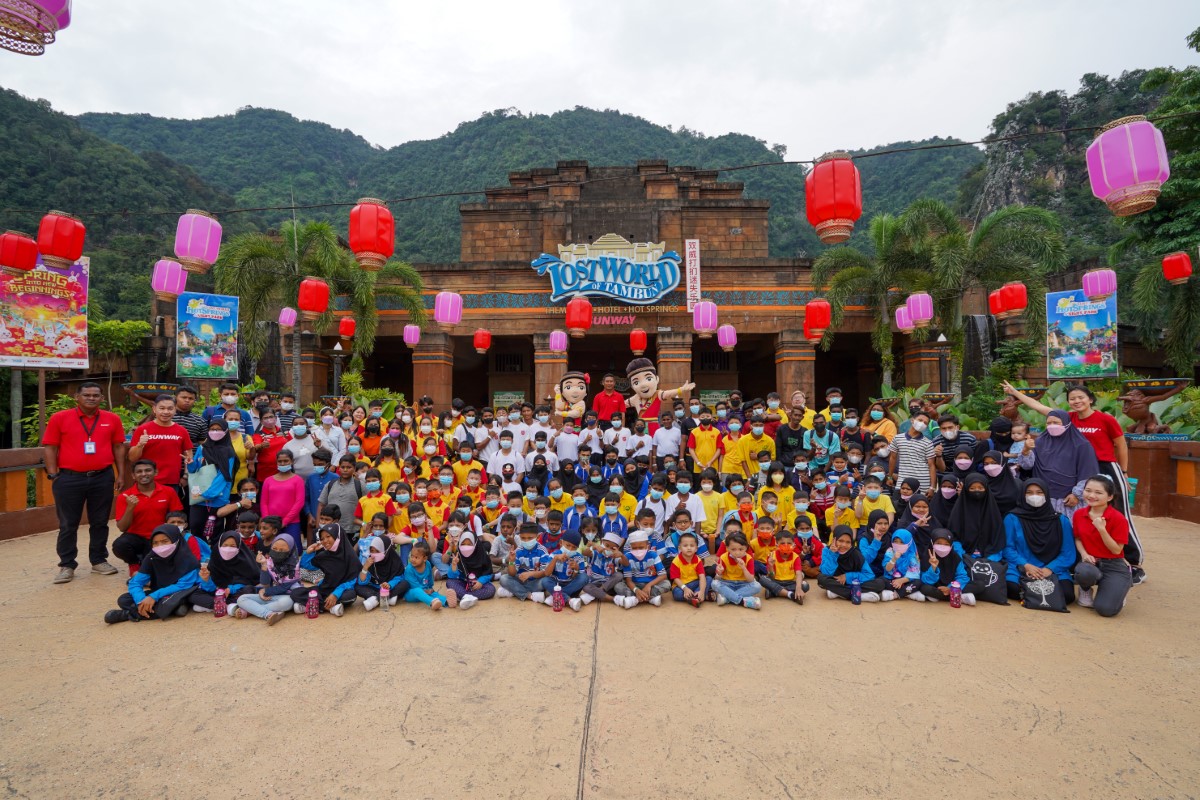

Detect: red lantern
[348,198,395,272]
[805,298,832,338]
[338,317,356,339]
[988,290,1005,317]
[565,296,593,338]
[37,210,85,270]
[1163,252,1193,285]
[473,328,492,354]
[297,277,330,321]
[805,152,863,244]
[629,328,647,356]
[0,230,38,276]
[999,282,1027,319]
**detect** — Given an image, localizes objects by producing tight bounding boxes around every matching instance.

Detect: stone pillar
[413,332,454,408]
[533,333,567,406]
[903,339,952,392]
[299,332,328,404]
[775,330,815,395]
[656,332,694,401]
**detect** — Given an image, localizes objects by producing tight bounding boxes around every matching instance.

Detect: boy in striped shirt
[496,522,552,602]
[613,530,669,609]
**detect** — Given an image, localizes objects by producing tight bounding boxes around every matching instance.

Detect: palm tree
[214,220,425,396]
[1128,250,1200,375]
[810,213,927,387]
[898,199,1066,391]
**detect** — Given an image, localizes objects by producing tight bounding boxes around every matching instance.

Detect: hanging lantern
[894,305,914,334]
[433,291,462,328]
[0,230,38,276]
[278,307,297,331]
[173,209,222,275]
[1086,116,1170,217]
[805,152,863,244]
[629,328,647,356]
[0,0,69,56]
[549,330,568,353]
[338,317,356,339]
[692,300,718,339]
[1082,269,1117,303]
[999,282,1027,319]
[348,198,395,272]
[988,290,1006,318]
[150,258,187,302]
[565,296,593,338]
[473,328,492,354]
[804,319,822,344]
[1162,252,1193,286]
[906,293,934,328]
[297,277,330,321]
[805,298,831,338]
[36,210,85,270]
[403,324,421,348]
[717,324,738,352]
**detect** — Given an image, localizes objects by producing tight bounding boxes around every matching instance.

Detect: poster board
[1045,289,1118,380]
[0,256,89,368]
[176,292,239,379]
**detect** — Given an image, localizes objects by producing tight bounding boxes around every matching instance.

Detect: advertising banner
[1045,289,1118,380]
[0,256,90,368]
[685,238,701,312]
[176,292,239,379]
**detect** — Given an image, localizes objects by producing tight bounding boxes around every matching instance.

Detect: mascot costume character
[554,371,589,423]
[625,357,695,435]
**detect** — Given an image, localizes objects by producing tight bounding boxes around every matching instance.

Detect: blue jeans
[499,573,543,599]
[671,579,702,602]
[236,593,293,619]
[431,550,452,577]
[712,578,762,604]
[540,573,588,597]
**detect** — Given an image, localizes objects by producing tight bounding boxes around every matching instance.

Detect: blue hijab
[887,528,920,577]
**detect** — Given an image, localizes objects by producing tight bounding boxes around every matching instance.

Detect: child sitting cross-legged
[711,531,763,610]
[759,529,807,604]
[669,531,707,607]
[612,529,669,609]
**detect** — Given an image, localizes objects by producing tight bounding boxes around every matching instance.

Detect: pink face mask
[941,487,957,499]
[326,536,340,552]
[152,543,176,558]
[207,430,225,441]
[458,543,476,557]
[369,550,385,563]
[982,464,1004,477]
[932,543,953,558]
[218,545,240,560]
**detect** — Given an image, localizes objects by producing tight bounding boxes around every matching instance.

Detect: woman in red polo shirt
[1072,474,1132,618]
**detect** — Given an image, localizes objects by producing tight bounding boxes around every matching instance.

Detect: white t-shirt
[554,431,580,464]
[604,426,633,457]
[472,424,500,464]
[489,449,525,479]
[509,422,531,455]
[578,425,604,457]
[651,425,682,458]
[525,450,561,472]
[626,433,653,459]
[313,425,347,463]
[663,492,708,525]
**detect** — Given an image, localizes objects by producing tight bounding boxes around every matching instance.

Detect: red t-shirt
[131,421,192,483]
[253,431,290,481]
[42,408,126,472]
[592,391,626,422]
[114,484,183,538]
[1072,506,1129,560]
[1070,411,1122,464]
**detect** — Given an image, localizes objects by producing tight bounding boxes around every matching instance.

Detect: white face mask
[1025,494,1046,508]
[911,419,927,433]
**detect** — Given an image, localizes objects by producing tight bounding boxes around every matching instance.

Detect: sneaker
[234,607,248,619]
[861,592,881,603]
[649,595,662,607]
[363,596,380,612]
[743,597,762,610]
[716,594,729,606]
[388,595,399,606]
[1077,587,1095,609]
[103,609,128,624]
[568,597,582,611]
[827,590,839,600]
[530,591,546,604]
[53,567,74,584]
[613,596,624,607]
[543,596,555,607]
[801,581,810,593]
[961,593,976,606]
[580,594,595,605]
[622,596,639,609]
[908,591,926,602]
[881,590,898,602]
[690,596,700,608]
[293,603,305,615]
[430,599,444,610]
[266,611,283,626]
[91,561,119,576]
[192,604,212,613]
[330,603,345,617]
[494,586,514,599]
[792,590,805,606]
[460,594,479,610]
[1131,567,1146,585]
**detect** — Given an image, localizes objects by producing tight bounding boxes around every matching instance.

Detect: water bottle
[949,581,962,608]
[552,583,565,612]
[213,588,227,618]
[850,579,862,605]
[305,589,320,618]
[203,514,217,542]
[379,581,391,612]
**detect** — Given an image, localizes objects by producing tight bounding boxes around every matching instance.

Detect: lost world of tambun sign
[531,234,682,305]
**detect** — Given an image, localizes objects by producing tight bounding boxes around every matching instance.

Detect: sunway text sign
[532,233,682,305]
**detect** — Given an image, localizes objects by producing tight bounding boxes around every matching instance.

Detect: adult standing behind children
[127,394,192,496]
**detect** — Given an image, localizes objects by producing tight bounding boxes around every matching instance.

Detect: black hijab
[982,450,1022,516]
[455,530,494,578]
[949,444,976,482]
[362,535,405,583]
[557,463,579,494]
[201,419,239,482]
[947,472,1006,557]
[892,477,922,515]
[207,531,260,588]
[527,457,549,492]
[928,473,959,522]
[1008,478,1065,564]
[140,524,200,589]
[929,528,962,588]
[832,527,865,575]
[311,523,360,595]
[623,460,642,494]
[984,416,1014,454]
[585,467,607,506]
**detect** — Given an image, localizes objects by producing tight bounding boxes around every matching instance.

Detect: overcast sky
[5,0,1198,160]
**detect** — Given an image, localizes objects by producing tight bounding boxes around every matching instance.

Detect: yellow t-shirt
[756,483,795,511]
[375,459,403,490]
[720,434,746,476]
[452,459,485,488]
[738,434,776,467]
[687,426,723,473]
[791,510,818,534]
[698,491,725,537]
[424,499,450,529]
[718,552,753,582]
[857,494,896,521]
[749,535,776,564]
[824,505,861,534]
[671,554,703,585]
[615,491,638,523]
[770,551,801,581]
[550,493,574,514]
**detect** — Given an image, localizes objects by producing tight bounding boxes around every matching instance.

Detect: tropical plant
[21,392,143,447]
[89,319,152,406]
[214,220,425,394]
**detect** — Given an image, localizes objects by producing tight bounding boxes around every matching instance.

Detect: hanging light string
[2,109,1197,219]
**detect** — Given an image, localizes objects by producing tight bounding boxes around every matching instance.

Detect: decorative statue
[625,357,695,435]
[997,388,1046,421]
[1118,380,1189,434]
[554,371,589,423]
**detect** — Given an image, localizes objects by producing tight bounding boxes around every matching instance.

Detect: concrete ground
[0,517,1197,800]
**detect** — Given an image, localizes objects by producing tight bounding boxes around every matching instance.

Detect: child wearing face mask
[854,476,896,529]
[260,453,306,542]
[359,512,390,563]
[353,469,398,533]
[539,529,589,610]
[355,534,410,612]
[818,525,888,603]
[712,531,763,609]
[880,528,924,601]
[614,530,670,608]
[104,525,202,624]
[236,533,302,623]
[756,461,795,512]
[423,481,451,530]
[398,502,438,560]
[918,529,977,605]
[497,522,554,601]
[444,529,493,608]
[759,530,807,603]
[794,517,824,578]
[669,531,708,606]
[721,490,758,532]
[824,485,860,538]
[577,531,628,605]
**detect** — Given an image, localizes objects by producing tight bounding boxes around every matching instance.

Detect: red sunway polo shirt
[115,484,184,538]
[41,408,125,472]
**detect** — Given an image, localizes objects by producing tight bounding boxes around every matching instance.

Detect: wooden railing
[0,448,60,541]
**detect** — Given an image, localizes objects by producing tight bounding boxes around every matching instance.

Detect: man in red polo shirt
[113,459,183,575]
[42,381,127,584]
[591,374,627,432]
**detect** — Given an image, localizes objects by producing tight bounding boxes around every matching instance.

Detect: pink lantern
[549,330,568,353]
[1082,269,1117,302]
[906,293,934,329]
[894,305,914,334]
[1086,116,1170,217]
[433,291,462,328]
[717,324,737,352]
[150,258,187,302]
[278,307,297,330]
[174,210,222,275]
[692,300,718,339]
[403,324,421,348]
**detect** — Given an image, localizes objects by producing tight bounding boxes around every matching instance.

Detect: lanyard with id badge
[79,411,101,455]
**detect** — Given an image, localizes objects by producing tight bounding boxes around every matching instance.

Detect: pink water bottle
[380,581,391,612]
[552,583,564,612]
[213,588,227,618]
[949,581,962,608]
[203,515,217,542]
[305,589,320,618]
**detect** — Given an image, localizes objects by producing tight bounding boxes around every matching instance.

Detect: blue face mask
[870,471,886,481]
[550,488,563,500]
[605,506,619,515]
[526,491,537,500]
[589,476,602,484]
[508,413,521,422]
[486,499,499,509]
[371,411,383,418]
[291,425,307,437]
[313,465,327,475]
[397,492,411,504]
[729,485,744,495]
[866,488,881,500]
[227,420,241,431]
[768,400,780,409]
[674,410,685,419]
[831,413,843,422]
[675,482,691,494]
[277,464,292,473]
[438,475,452,486]
[518,537,538,550]
[573,496,586,506]
[717,409,727,418]
[242,491,256,502]
[348,445,361,454]
[365,480,381,492]
[870,410,885,421]
[813,481,827,490]
[650,489,664,500]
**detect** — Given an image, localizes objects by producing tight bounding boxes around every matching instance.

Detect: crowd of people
[39,377,1142,624]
